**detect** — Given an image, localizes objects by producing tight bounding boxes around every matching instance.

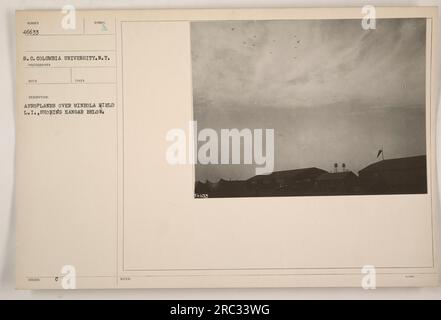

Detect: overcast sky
[191,19,426,182]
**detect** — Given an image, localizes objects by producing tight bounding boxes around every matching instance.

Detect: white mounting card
[15,7,439,289]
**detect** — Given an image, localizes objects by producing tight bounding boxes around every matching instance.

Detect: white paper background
[1,0,441,299]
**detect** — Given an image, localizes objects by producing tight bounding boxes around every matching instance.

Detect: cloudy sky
[191,19,426,182]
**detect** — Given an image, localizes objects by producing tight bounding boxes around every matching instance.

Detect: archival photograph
[191,19,427,198]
